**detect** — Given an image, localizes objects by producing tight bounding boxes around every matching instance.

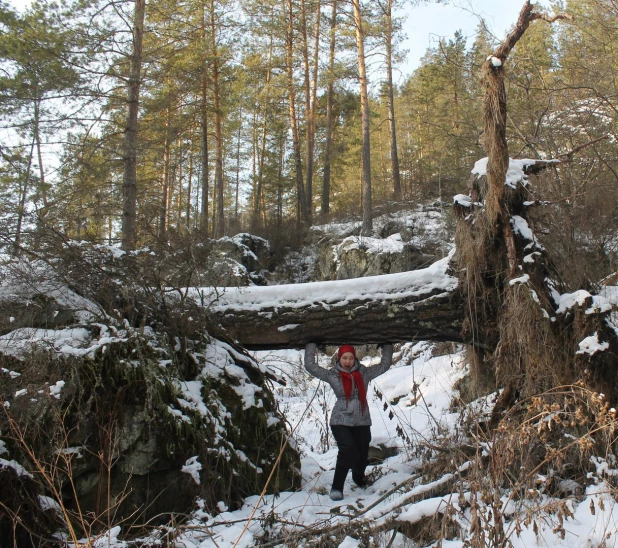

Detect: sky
[397,0,551,78]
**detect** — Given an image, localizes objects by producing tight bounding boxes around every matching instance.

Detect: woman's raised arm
[304,343,331,381]
[363,344,394,381]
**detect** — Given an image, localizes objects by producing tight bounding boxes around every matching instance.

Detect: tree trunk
[234,114,242,228]
[186,144,193,228]
[321,0,337,218]
[33,98,47,208]
[300,0,320,226]
[121,0,146,251]
[210,0,225,239]
[385,0,402,201]
[352,0,372,236]
[199,0,209,236]
[252,37,273,231]
[200,78,209,235]
[286,0,307,225]
[158,113,171,240]
[14,137,36,255]
[211,267,462,349]
[176,135,183,229]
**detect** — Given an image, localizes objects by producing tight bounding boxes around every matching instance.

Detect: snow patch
[577,332,609,356]
[49,380,65,399]
[509,274,530,286]
[201,253,458,313]
[182,456,202,485]
[472,157,544,188]
[453,194,472,207]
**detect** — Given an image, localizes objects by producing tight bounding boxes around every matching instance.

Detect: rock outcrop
[0,253,300,542]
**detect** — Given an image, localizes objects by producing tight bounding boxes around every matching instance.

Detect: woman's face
[339,352,355,370]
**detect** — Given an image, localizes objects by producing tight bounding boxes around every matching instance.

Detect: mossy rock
[0,327,301,538]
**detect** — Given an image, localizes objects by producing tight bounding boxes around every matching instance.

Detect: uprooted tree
[455,1,618,420]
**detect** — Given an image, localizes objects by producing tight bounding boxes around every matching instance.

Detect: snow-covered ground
[166,344,618,548]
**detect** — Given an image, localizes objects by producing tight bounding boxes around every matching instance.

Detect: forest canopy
[0,0,616,282]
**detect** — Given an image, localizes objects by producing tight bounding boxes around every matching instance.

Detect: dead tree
[456,1,618,417]
[209,262,463,349]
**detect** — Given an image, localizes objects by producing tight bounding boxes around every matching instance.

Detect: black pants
[330,425,371,491]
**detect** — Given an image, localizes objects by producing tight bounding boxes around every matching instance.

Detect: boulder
[0,260,300,541]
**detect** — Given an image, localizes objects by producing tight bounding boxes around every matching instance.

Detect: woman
[304,342,393,501]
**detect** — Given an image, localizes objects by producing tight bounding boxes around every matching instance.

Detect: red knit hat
[337,345,356,361]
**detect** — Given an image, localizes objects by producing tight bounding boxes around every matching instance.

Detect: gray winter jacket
[304,343,393,427]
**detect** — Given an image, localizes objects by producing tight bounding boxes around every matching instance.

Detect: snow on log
[195,255,463,349]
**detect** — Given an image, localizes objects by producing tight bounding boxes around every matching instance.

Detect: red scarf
[339,370,368,414]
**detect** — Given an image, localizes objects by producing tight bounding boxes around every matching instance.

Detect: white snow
[509,274,530,286]
[577,332,610,356]
[198,253,457,313]
[336,233,405,255]
[556,290,612,315]
[38,495,62,513]
[339,537,361,548]
[277,324,299,332]
[472,157,548,188]
[0,326,127,359]
[0,457,33,478]
[49,380,65,399]
[453,194,472,207]
[181,456,202,485]
[510,216,543,251]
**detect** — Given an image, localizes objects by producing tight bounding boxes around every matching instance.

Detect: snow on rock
[38,495,62,514]
[0,457,33,478]
[200,253,457,313]
[311,220,362,238]
[0,326,127,359]
[0,259,104,323]
[336,234,405,255]
[181,456,202,485]
[576,332,609,356]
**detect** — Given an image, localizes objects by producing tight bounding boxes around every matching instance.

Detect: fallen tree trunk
[202,256,463,349]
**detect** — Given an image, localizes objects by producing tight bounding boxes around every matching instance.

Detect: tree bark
[286,0,307,225]
[121,0,146,251]
[33,98,47,208]
[14,137,35,255]
[211,278,462,350]
[384,0,402,201]
[234,113,242,228]
[321,0,337,218]
[158,112,171,240]
[352,0,373,236]
[210,0,225,238]
[252,36,273,231]
[200,1,209,236]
